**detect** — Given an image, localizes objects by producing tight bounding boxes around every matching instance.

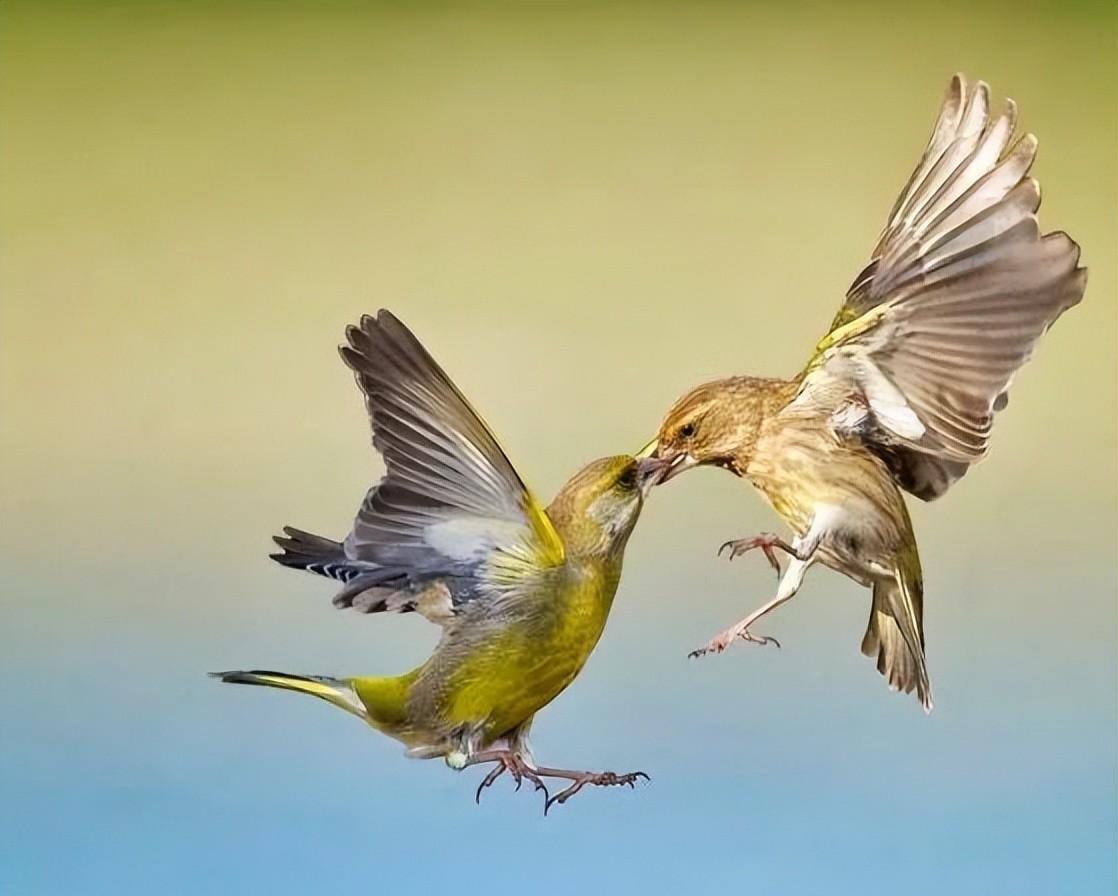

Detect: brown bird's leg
[690,557,810,657]
[718,532,797,577]
[531,766,651,814]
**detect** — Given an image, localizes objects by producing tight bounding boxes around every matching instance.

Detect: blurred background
[2,2,1115,893]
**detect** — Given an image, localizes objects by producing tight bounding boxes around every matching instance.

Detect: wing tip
[338,308,403,356]
[947,72,966,103]
[1043,228,1083,262]
[337,343,362,373]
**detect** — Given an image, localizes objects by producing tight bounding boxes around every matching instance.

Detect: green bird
[214,310,663,810]
[648,75,1086,711]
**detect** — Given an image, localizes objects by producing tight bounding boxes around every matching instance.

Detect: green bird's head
[546,454,664,559]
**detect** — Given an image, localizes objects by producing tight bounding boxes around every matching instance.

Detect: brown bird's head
[649,378,752,482]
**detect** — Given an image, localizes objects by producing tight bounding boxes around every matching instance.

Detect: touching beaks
[635,455,669,493]
[632,439,697,489]
[655,452,698,484]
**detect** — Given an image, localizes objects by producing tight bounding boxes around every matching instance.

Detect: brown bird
[649,74,1086,711]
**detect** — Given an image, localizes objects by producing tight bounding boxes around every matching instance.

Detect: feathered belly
[416,582,612,744]
[750,424,913,576]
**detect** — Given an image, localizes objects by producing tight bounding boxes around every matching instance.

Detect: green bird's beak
[635,455,670,492]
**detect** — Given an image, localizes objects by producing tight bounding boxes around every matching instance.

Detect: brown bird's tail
[861,547,933,712]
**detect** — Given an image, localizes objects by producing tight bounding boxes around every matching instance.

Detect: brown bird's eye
[616,466,637,490]
[680,423,696,439]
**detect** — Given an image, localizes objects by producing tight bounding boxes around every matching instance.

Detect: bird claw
[472,753,648,813]
[689,625,780,658]
[474,754,548,807]
[543,771,650,815]
[475,762,506,804]
[739,630,781,649]
[718,533,791,578]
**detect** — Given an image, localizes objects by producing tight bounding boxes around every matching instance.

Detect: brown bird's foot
[532,767,651,815]
[689,621,781,658]
[718,533,796,578]
[469,750,549,806]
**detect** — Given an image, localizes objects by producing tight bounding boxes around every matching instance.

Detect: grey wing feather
[270,524,453,623]
[805,74,1086,500]
[272,311,563,627]
[338,310,562,573]
[335,308,563,608]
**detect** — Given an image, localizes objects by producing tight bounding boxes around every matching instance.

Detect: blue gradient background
[2,3,1115,893]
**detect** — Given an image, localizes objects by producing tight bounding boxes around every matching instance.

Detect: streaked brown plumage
[650,75,1086,711]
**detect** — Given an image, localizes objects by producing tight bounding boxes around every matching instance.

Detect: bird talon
[761,545,783,578]
[475,762,507,804]
[719,534,793,576]
[541,769,648,813]
[736,628,781,649]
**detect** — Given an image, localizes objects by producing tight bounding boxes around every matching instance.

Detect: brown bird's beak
[655,450,699,484]
[635,437,696,486]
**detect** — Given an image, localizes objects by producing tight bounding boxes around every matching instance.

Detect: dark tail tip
[269,526,346,576]
[210,670,285,686]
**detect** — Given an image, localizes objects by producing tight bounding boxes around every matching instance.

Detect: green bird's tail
[211,670,371,720]
[211,669,417,733]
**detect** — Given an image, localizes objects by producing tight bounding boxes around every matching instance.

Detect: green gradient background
[2,2,1115,893]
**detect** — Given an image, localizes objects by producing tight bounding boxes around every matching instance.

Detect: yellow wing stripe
[801,304,890,377]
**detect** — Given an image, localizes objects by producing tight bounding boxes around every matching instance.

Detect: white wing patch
[425,516,532,563]
[854,358,926,441]
[817,349,925,442]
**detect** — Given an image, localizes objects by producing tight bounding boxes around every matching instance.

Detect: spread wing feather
[340,311,565,583]
[272,310,564,626]
[802,74,1086,500]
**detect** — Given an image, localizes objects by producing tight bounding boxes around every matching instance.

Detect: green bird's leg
[465,750,649,813]
[466,749,550,805]
[532,766,650,814]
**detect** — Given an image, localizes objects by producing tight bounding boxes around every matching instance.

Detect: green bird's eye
[616,466,637,490]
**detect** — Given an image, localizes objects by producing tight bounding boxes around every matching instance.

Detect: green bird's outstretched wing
[798,74,1086,500]
[286,310,565,621]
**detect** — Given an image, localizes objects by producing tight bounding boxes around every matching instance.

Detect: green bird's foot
[470,751,549,806]
[534,767,650,815]
[689,623,781,657]
[718,533,795,578]
[467,751,649,813]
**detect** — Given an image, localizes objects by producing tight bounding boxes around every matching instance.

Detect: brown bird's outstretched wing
[273,310,565,623]
[798,74,1086,500]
